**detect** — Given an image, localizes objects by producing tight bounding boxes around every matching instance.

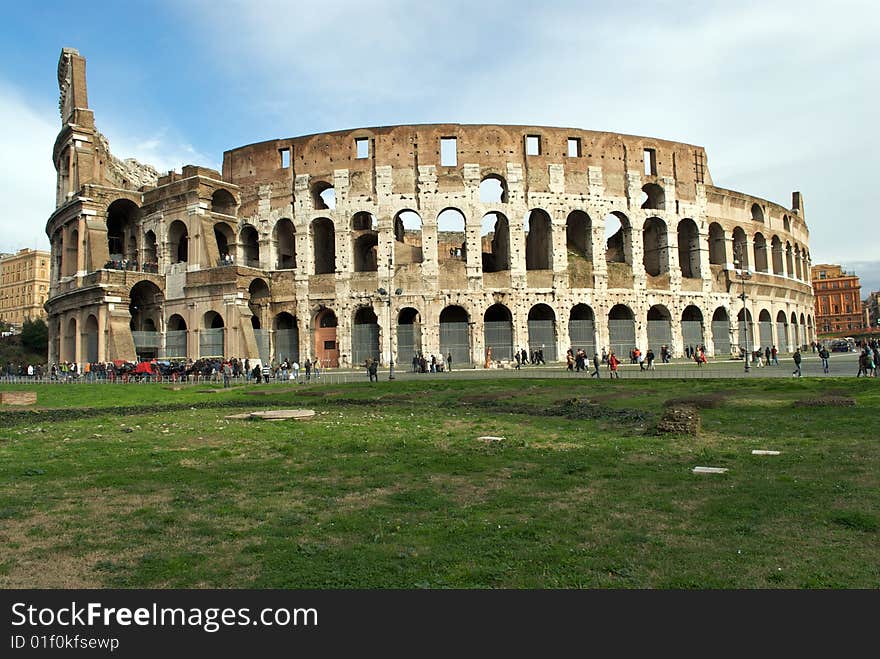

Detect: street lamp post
[734,246,752,373]
[378,257,402,381]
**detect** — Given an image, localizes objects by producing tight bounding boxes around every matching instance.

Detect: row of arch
[70,197,809,281]
[93,280,814,365]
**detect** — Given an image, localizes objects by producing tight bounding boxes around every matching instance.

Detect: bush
[20,318,48,357]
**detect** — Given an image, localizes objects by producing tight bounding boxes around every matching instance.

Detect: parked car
[830,340,851,352]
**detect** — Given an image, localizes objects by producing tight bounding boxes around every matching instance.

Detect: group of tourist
[103,259,159,273]
[409,353,452,373]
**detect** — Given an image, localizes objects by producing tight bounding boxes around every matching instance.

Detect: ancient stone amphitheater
[46,48,815,368]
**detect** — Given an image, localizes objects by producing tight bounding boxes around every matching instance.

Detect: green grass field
[1,378,877,588]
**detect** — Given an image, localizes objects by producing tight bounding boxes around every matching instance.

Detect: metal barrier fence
[527,320,556,361]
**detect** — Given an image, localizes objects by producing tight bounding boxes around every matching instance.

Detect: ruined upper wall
[222,124,714,212]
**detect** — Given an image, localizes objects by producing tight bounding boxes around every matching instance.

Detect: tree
[21,318,48,356]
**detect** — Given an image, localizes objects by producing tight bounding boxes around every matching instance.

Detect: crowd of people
[4,338,878,384]
[103,259,159,273]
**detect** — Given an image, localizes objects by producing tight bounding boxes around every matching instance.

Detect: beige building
[0,248,51,328]
[45,48,815,367]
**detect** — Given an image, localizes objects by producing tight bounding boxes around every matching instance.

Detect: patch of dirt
[663,392,730,409]
[793,396,855,408]
[428,468,513,505]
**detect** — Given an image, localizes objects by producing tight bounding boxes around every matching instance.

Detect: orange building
[811,264,864,335]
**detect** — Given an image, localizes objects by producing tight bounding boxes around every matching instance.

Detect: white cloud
[0,83,56,253]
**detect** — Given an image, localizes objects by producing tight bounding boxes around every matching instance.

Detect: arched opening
[771,235,783,275]
[129,280,163,359]
[313,308,339,367]
[732,227,748,269]
[480,212,509,272]
[85,314,99,363]
[274,218,296,269]
[712,307,731,356]
[312,218,336,274]
[66,228,80,276]
[785,242,794,277]
[438,208,467,263]
[393,210,423,265]
[751,203,764,223]
[64,317,77,362]
[807,315,814,342]
[641,183,665,210]
[168,221,188,264]
[211,189,236,216]
[353,234,379,272]
[758,309,773,349]
[776,310,789,352]
[201,311,225,358]
[754,233,768,273]
[396,307,421,364]
[484,304,514,362]
[274,312,299,363]
[439,305,470,367]
[737,308,754,353]
[569,304,596,355]
[791,311,800,347]
[240,225,260,266]
[479,175,508,203]
[248,278,271,362]
[681,306,704,353]
[166,314,188,358]
[783,215,791,233]
[527,304,556,361]
[647,305,672,352]
[794,247,803,280]
[352,212,378,272]
[106,199,140,261]
[352,306,380,365]
[525,209,553,270]
[566,211,592,260]
[143,230,158,270]
[677,218,701,278]
[608,304,636,357]
[604,212,631,264]
[708,222,726,265]
[799,312,807,347]
[214,223,235,266]
[642,216,669,276]
[311,181,336,210]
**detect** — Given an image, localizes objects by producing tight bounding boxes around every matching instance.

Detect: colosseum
[45,48,816,368]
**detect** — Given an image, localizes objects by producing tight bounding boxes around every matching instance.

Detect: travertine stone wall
[44,49,815,367]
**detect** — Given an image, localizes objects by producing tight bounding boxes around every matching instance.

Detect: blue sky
[2,0,878,292]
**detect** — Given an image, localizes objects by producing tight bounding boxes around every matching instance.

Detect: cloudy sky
[1,0,878,291]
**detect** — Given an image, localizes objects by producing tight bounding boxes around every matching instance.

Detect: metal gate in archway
[681,321,703,350]
[253,329,270,363]
[646,320,672,352]
[527,320,556,361]
[396,324,420,363]
[758,322,773,350]
[608,319,636,356]
[275,328,299,363]
[352,323,380,365]
[568,320,595,355]
[484,321,514,361]
[711,321,731,356]
[440,322,470,366]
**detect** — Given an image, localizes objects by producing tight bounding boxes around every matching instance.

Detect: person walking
[646,348,655,371]
[304,358,312,381]
[609,351,620,378]
[818,345,829,373]
[792,348,802,377]
[222,361,232,388]
[446,352,453,372]
[771,345,779,366]
[262,362,271,383]
[591,352,601,378]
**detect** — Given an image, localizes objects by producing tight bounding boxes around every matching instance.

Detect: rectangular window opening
[355,138,370,159]
[440,137,457,166]
[567,137,581,158]
[279,148,290,169]
[525,135,541,156]
[644,148,657,176]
